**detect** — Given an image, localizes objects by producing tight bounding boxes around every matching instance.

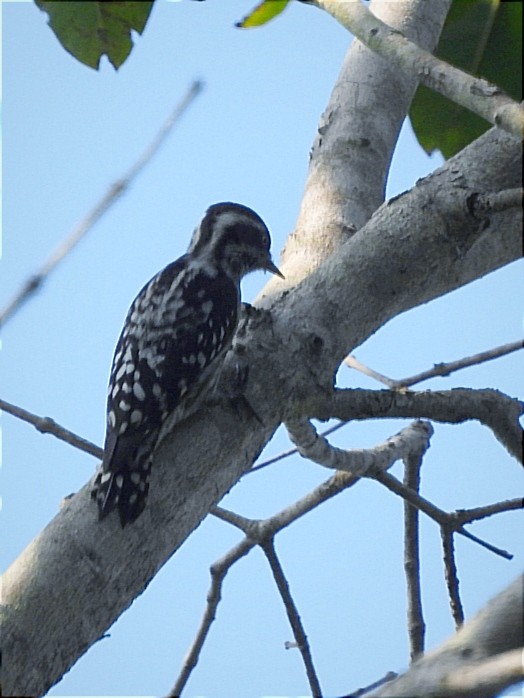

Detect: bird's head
[189,202,284,282]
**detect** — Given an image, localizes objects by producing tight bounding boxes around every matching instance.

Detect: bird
[91,202,283,526]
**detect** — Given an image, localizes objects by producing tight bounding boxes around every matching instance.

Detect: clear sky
[1,1,522,696]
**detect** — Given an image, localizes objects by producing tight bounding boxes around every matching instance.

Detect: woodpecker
[91,202,283,526]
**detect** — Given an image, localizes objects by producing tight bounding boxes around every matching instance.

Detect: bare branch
[0,397,103,460]
[345,338,524,389]
[168,537,254,697]
[403,448,425,660]
[175,498,331,695]
[250,421,346,474]
[261,539,323,698]
[285,415,515,558]
[174,430,519,697]
[372,469,513,560]
[285,418,434,478]
[310,1,523,139]
[0,80,204,328]
[311,388,523,462]
[453,498,524,525]
[210,506,253,532]
[344,355,398,389]
[368,575,524,698]
[441,529,465,628]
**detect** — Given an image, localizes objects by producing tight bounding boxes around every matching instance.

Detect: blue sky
[1,1,523,696]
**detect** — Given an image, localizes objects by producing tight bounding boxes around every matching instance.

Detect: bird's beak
[265,258,285,279]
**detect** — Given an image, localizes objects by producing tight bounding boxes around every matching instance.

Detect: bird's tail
[91,447,153,526]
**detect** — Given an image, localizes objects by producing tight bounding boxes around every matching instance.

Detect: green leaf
[410,0,522,158]
[236,0,291,28]
[34,1,155,70]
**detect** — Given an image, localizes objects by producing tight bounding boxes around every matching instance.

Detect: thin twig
[441,529,465,628]
[174,498,330,695]
[249,421,346,474]
[372,469,513,560]
[456,528,513,558]
[210,506,253,531]
[345,339,524,390]
[452,498,524,525]
[285,417,514,559]
[261,539,323,698]
[0,80,204,328]
[403,450,425,660]
[168,537,254,697]
[344,355,398,388]
[182,458,516,692]
[343,671,398,698]
[0,397,103,459]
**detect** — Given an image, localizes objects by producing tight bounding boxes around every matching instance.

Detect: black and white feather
[91,202,283,526]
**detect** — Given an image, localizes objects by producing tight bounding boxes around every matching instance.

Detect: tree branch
[442,648,524,698]
[0,80,203,328]
[368,575,524,697]
[452,498,524,525]
[0,396,103,460]
[441,528,465,628]
[285,418,433,477]
[167,537,254,697]
[311,388,523,462]
[286,416,515,559]
[370,469,513,560]
[276,0,451,272]
[261,539,323,698]
[403,448,425,660]
[309,0,523,139]
[345,338,524,389]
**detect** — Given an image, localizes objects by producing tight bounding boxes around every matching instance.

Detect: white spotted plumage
[91,202,283,526]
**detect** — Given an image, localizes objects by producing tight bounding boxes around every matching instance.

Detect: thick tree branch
[442,648,524,698]
[279,0,451,271]
[310,388,523,462]
[368,575,524,698]
[309,0,523,139]
[285,418,433,477]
